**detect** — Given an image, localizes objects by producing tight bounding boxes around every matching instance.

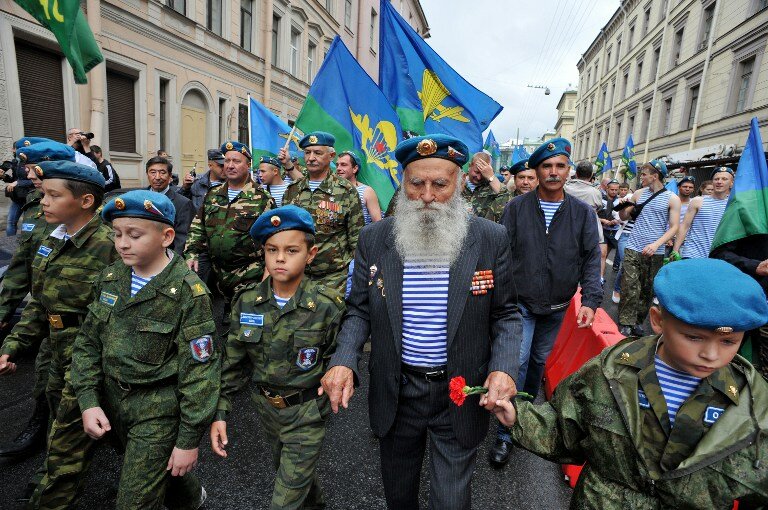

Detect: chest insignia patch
[240,313,264,326]
[21,223,35,232]
[704,406,725,426]
[100,292,118,307]
[638,389,651,409]
[296,347,319,371]
[190,335,213,362]
[37,245,53,258]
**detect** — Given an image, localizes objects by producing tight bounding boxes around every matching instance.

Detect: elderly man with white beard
[320,135,522,510]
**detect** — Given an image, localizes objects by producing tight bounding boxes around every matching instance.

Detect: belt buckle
[267,394,287,409]
[424,369,444,381]
[48,314,63,329]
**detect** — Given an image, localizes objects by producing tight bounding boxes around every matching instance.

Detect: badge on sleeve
[190,336,213,362]
[240,313,264,326]
[21,223,35,232]
[638,389,651,409]
[37,245,53,258]
[296,347,319,370]
[704,406,725,426]
[100,291,118,307]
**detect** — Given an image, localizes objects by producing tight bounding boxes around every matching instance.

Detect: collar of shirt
[49,219,90,240]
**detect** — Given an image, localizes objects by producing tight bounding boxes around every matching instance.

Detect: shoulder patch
[184,273,209,297]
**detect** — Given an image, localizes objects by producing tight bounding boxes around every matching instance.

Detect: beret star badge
[114,198,126,210]
[24,140,31,147]
[416,139,438,156]
[226,142,234,150]
[34,165,43,177]
[309,135,318,144]
[547,142,556,151]
[270,215,281,227]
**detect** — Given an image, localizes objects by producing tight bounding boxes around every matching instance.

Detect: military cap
[711,166,734,178]
[528,138,572,168]
[679,176,696,186]
[258,155,281,168]
[13,137,52,150]
[17,141,75,164]
[207,149,225,164]
[299,131,335,149]
[220,141,252,160]
[102,190,176,226]
[36,160,105,188]
[509,159,530,176]
[654,258,768,332]
[339,150,361,168]
[649,159,668,178]
[394,134,469,168]
[249,204,315,245]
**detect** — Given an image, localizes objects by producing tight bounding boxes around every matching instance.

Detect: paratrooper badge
[190,335,213,362]
[296,347,319,370]
[546,142,556,151]
[114,198,126,210]
[637,389,650,409]
[271,215,281,227]
[447,146,464,160]
[416,139,438,156]
[226,142,234,150]
[34,164,43,177]
[23,140,31,147]
[309,135,319,144]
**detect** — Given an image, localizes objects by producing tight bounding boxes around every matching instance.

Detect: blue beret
[102,190,176,226]
[338,150,361,168]
[207,149,224,163]
[650,159,668,178]
[711,166,734,179]
[509,159,530,175]
[36,160,105,188]
[528,138,572,168]
[679,176,696,186]
[299,131,336,149]
[394,134,469,168]
[17,142,75,164]
[13,137,52,150]
[249,205,315,245]
[654,258,768,332]
[221,141,251,160]
[258,156,281,168]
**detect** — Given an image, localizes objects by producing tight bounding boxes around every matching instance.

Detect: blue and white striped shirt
[466,181,477,192]
[627,188,672,255]
[309,180,323,192]
[540,200,563,232]
[655,355,701,427]
[682,195,729,259]
[356,184,372,225]
[401,257,449,367]
[227,188,242,202]
[130,272,153,297]
[274,293,290,309]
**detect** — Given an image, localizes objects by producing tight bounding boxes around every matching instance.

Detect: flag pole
[283,124,297,152]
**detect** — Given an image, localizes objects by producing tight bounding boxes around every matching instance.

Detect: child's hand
[210,421,228,458]
[82,407,111,439]
[167,447,199,477]
[0,354,17,375]
[492,398,518,427]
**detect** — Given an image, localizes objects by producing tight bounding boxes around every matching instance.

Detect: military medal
[377,277,385,297]
[469,269,494,295]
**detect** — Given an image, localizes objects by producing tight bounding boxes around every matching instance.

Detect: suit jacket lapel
[447,225,479,348]
[382,227,404,356]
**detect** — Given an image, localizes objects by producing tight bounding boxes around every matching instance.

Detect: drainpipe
[263,0,274,106]
[86,0,105,149]
[689,0,721,149]
[642,0,674,162]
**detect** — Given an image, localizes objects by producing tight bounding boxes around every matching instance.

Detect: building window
[601,87,608,113]
[290,29,301,76]
[272,15,280,66]
[159,78,169,153]
[238,103,248,143]
[587,70,592,89]
[686,85,699,128]
[308,42,316,83]
[700,3,715,50]
[628,115,635,141]
[218,98,227,144]
[652,46,661,75]
[16,40,66,141]
[622,69,629,99]
[206,0,222,36]
[240,0,253,51]
[326,0,333,13]
[589,97,595,120]
[661,97,673,136]
[735,57,755,113]
[660,0,669,20]
[616,38,622,66]
[628,23,635,50]
[167,0,185,15]
[635,61,643,92]
[643,7,651,36]
[594,59,600,81]
[640,106,651,142]
[615,120,623,148]
[610,80,616,106]
[107,69,137,153]
[345,0,352,29]
[758,0,768,11]
[671,27,684,67]
[606,47,612,73]
[370,9,378,50]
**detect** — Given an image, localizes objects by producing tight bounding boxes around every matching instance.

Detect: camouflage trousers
[254,393,331,510]
[30,378,202,510]
[33,338,51,400]
[618,248,664,326]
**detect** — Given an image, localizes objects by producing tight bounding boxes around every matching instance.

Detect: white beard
[393,183,470,266]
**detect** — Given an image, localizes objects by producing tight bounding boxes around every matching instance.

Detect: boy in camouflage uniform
[493,258,768,509]
[210,205,345,510]
[48,190,218,510]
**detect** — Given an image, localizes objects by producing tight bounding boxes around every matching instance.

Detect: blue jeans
[6,201,21,236]
[496,303,566,441]
[614,233,630,293]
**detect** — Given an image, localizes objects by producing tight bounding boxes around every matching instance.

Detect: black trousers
[378,373,479,510]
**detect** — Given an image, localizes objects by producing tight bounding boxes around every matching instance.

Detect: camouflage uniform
[282,173,364,294]
[183,179,275,297]
[217,276,345,510]
[511,335,768,509]
[30,255,220,510]
[461,181,510,223]
[618,248,665,327]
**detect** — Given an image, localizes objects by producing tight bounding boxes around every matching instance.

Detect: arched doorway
[180,89,208,178]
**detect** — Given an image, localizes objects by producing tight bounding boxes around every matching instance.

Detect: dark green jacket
[461,181,510,223]
[512,335,768,509]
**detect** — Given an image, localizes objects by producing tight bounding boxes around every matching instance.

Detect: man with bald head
[462,151,509,222]
[321,135,521,509]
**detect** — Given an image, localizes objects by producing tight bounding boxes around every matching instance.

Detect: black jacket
[711,234,768,296]
[500,188,602,315]
[145,186,195,254]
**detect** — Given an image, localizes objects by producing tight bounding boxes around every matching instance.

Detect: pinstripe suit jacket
[329,215,522,448]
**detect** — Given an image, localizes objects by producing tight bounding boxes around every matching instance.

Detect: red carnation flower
[449,376,534,407]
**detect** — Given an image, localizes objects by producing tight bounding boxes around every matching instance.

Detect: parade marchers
[0,128,766,510]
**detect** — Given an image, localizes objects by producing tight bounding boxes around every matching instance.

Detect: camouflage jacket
[282,172,364,289]
[461,181,510,223]
[0,213,118,357]
[0,190,56,322]
[71,254,220,449]
[183,179,275,296]
[512,335,768,509]
[216,276,345,421]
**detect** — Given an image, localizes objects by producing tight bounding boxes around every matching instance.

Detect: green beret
[394,134,469,168]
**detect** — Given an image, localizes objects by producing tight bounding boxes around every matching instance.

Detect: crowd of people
[0,128,766,510]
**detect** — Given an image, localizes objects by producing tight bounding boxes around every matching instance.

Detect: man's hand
[319,366,355,413]
[0,354,16,375]
[82,407,111,439]
[210,420,228,458]
[167,447,199,477]
[476,159,495,180]
[278,147,291,167]
[492,398,518,427]
[577,306,595,329]
[182,173,195,190]
[479,371,516,411]
[757,259,768,276]
[186,259,199,272]
[6,182,16,193]
[641,242,660,257]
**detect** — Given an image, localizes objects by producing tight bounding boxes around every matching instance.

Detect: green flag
[14,0,103,84]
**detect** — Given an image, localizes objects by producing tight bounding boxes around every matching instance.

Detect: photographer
[66,128,98,169]
[1,156,33,236]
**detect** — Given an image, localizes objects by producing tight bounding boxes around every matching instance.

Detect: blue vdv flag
[665,179,679,195]
[379,0,502,154]
[248,96,300,160]
[595,142,613,176]
[511,144,530,164]
[621,135,637,179]
[484,130,501,160]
